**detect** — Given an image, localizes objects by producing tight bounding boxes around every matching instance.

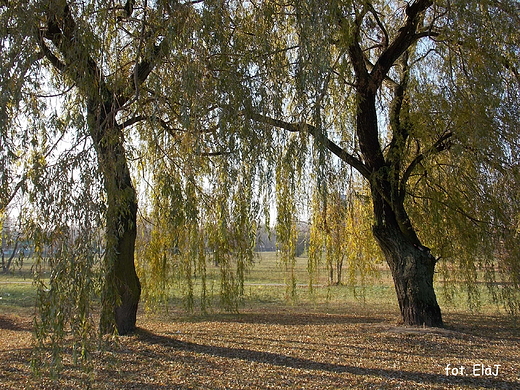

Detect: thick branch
[501,56,520,86]
[124,37,172,104]
[42,1,180,117]
[365,60,399,88]
[37,32,66,71]
[123,0,135,17]
[118,115,147,130]
[0,175,25,213]
[42,2,113,107]
[370,0,433,91]
[345,6,370,87]
[249,113,371,179]
[399,131,453,201]
[367,3,389,50]
[387,51,411,178]
[346,0,433,174]
[118,4,190,108]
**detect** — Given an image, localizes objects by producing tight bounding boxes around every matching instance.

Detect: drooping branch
[249,112,371,179]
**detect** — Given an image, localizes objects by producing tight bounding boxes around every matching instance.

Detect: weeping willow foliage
[1,0,102,372]
[28,145,104,373]
[0,1,48,214]
[20,78,104,372]
[131,0,277,311]
[309,168,383,292]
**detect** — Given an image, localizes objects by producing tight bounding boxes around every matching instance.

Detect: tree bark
[89,103,141,335]
[100,184,141,335]
[371,191,443,327]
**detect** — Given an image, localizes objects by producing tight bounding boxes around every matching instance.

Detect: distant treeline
[255,223,309,257]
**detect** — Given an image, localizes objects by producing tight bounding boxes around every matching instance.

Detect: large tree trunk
[371,192,443,327]
[91,105,141,336]
[343,0,441,327]
[101,190,141,335]
[373,224,443,327]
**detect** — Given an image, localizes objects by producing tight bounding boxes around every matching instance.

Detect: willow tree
[35,0,196,335]
[2,0,268,345]
[213,0,520,326]
[1,0,198,338]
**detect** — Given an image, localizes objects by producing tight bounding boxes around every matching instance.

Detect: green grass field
[239,252,398,311]
[0,260,36,316]
[0,252,512,317]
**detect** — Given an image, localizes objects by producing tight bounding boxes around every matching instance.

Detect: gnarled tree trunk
[373,225,442,327]
[372,191,443,327]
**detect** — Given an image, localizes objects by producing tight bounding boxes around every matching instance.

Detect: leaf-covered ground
[1,307,519,389]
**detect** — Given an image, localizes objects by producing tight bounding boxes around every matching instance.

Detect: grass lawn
[1,253,519,389]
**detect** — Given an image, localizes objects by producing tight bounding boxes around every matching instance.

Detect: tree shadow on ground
[135,328,518,389]
[0,314,31,331]
[442,313,520,342]
[178,311,389,326]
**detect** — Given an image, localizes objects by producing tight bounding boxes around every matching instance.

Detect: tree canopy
[1,0,519,366]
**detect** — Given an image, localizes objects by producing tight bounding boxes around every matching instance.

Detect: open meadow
[1,252,519,389]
